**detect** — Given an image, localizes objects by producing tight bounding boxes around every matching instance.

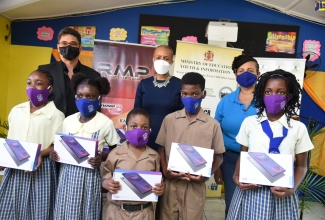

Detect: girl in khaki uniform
[102,108,164,220]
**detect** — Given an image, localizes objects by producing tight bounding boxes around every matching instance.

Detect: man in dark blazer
[38,27,100,117]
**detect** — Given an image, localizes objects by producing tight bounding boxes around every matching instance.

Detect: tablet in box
[177,144,207,172]
[121,172,153,199]
[59,136,89,164]
[3,139,30,166]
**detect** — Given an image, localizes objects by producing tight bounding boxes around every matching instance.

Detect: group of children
[0,68,313,220]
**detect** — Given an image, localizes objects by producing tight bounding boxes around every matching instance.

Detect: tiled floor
[203,195,325,220]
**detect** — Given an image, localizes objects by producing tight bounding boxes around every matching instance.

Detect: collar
[257,111,289,129]
[18,101,57,119]
[67,112,107,134]
[115,142,157,156]
[176,108,208,123]
[232,87,241,103]
[61,60,81,73]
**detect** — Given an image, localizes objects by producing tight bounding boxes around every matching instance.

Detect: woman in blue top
[134,45,183,152]
[214,55,260,218]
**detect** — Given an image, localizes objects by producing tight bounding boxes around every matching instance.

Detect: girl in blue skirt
[227,69,314,220]
[0,70,65,219]
[50,73,120,220]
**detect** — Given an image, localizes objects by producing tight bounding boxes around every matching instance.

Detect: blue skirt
[227,186,299,220]
[0,157,57,220]
[54,164,101,220]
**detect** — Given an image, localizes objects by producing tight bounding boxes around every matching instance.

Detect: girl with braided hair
[227,69,314,220]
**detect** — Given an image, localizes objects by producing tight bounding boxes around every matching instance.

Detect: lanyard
[261,120,288,154]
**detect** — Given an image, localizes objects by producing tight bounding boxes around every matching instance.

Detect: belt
[121,202,152,212]
[225,149,240,155]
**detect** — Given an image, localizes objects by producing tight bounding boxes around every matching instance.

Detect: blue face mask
[75,98,100,117]
[182,97,202,115]
[236,71,257,88]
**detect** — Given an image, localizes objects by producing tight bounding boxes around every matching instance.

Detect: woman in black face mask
[213,54,260,218]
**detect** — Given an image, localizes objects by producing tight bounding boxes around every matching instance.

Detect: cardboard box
[205,175,222,197]
[112,169,162,202]
[240,152,294,188]
[54,133,98,169]
[0,138,41,171]
[168,142,214,177]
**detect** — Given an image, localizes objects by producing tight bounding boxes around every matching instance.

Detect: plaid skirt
[227,186,299,220]
[0,157,57,220]
[54,164,101,220]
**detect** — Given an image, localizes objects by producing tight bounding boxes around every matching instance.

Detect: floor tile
[204,210,225,220]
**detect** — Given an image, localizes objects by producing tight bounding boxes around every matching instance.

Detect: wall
[6,0,325,127]
[0,16,11,121]
[10,0,325,71]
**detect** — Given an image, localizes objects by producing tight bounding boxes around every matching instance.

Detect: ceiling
[0,0,186,20]
[246,0,325,25]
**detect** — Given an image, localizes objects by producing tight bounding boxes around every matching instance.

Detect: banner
[173,41,243,117]
[93,40,156,128]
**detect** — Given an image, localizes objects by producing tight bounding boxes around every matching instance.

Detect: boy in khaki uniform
[102,108,164,220]
[156,72,225,220]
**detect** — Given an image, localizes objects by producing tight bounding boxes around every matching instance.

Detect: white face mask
[154,60,171,75]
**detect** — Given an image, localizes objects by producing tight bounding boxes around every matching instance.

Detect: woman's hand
[88,153,102,168]
[49,149,59,162]
[270,186,295,198]
[152,181,165,196]
[103,178,121,194]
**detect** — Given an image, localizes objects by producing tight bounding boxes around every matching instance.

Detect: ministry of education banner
[93,40,156,128]
[173,41,243,118]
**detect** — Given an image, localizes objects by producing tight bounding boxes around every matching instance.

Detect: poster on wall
[140,26,170,46]
[69,26,96,47]
[93,40,156,128]
[265,31,296,54]
[173,41,243,117]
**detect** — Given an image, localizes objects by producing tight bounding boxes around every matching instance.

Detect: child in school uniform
[0,70,65,220]
[227,69,314,220]
[102,108,164,220]
[50,73,120,220]
[155,72,225,220]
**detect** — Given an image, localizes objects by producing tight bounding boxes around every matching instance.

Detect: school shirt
[7,101,64,151]
[156,108,225,161]
[215,87,257,152]
[63,112,120,152]
[236,113,314,155]
[102,142,160,205]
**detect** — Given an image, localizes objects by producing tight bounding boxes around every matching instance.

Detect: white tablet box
[240,151,294,188]
[0,138,41,171]
[54,133,98,169]
[168,142,214,177]
[112,169,162,202]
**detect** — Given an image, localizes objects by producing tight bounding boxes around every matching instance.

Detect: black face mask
[59,45,80,60]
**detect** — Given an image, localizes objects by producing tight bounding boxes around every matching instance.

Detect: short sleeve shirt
[236,113,314,155]
[7,101,64,151]
[156,108,225,162]
[63,112,120,152]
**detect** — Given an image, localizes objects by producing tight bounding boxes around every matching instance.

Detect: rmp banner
[93,40,156,128]
[173,41,243,118]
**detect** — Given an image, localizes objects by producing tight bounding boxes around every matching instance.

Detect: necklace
[153,75,172,88]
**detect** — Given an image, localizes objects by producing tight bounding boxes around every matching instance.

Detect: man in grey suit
[38,27,100,117]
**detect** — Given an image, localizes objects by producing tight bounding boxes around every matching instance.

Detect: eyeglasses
[58,41,80,48]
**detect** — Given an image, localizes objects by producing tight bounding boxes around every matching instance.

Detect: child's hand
[165,168,189,181]
[214,168,223,185]
[270,186,294,198]
[88,153,102,168]
[233,175,261,191]
[49,149,59,162]
[188,173,207,183]
[104,178,121,194]
[0,166,5,171]
[152,181,164,196]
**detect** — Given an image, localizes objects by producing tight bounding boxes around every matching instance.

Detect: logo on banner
[101,103,122,114]
[204,50,214,61]
[219,87,233,99]
[315,1,325,11]
[97,62,150,79]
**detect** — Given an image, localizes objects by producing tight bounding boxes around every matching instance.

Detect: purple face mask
[26,87,50,106]
[263,94,288,115]
[125,128,151,147]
